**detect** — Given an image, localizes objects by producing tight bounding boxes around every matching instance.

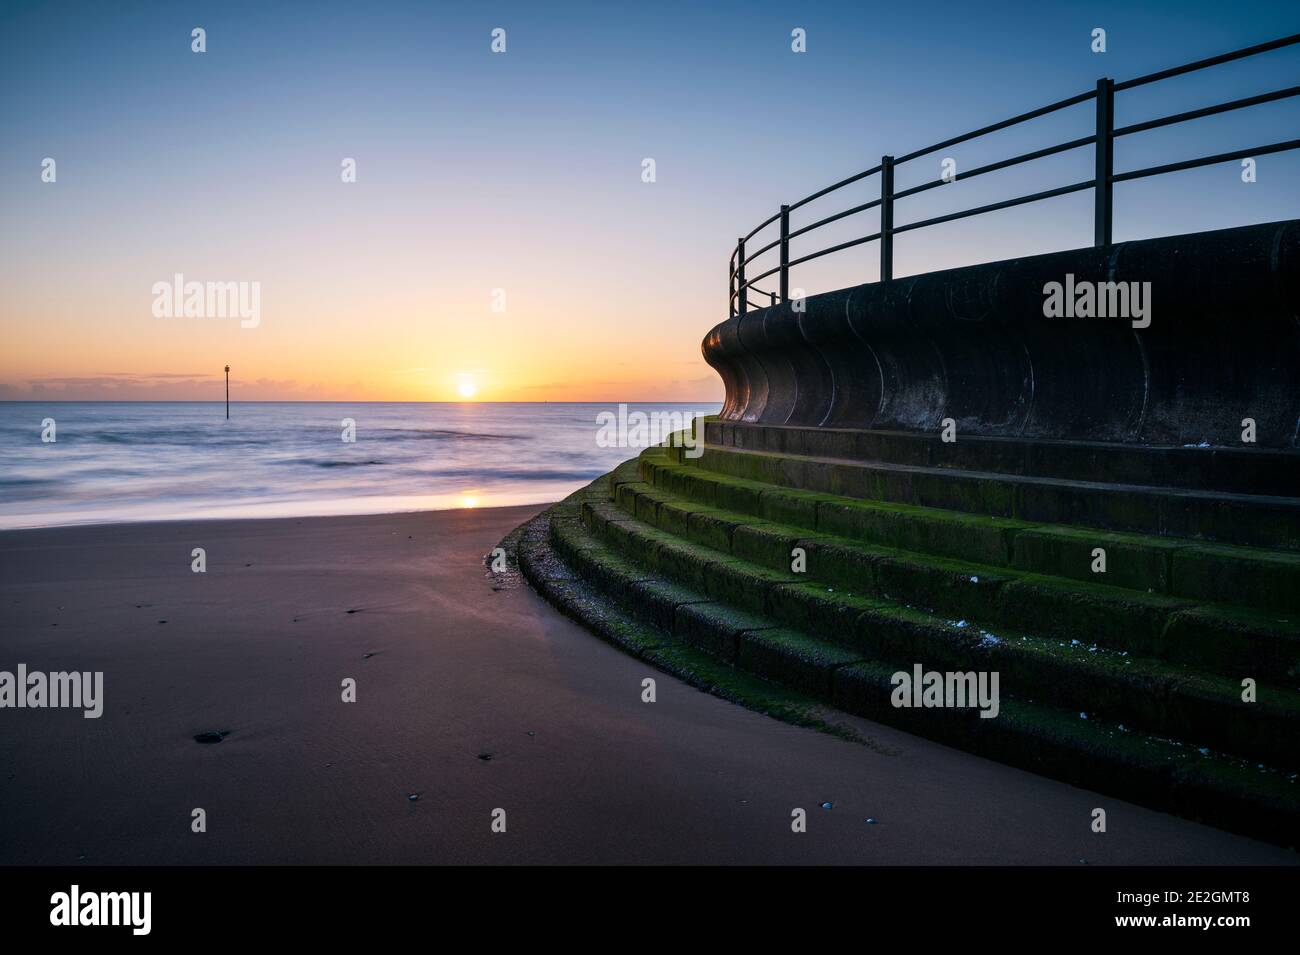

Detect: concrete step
[614,469,1300,682]
[687,443,1300,550]
[638,450,1300,617]
[504,477,1300,846]
[582,488,1300,769]
[706,419,1300,497]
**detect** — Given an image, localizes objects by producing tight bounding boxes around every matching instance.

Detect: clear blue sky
[2,1,1297,399]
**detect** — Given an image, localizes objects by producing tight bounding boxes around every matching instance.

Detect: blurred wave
[0,402,718,528]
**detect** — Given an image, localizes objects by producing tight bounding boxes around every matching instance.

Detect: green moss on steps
[690,444,1300,551]
[872,554,1012,620]
[674,601,774,661]
[686,508,738,553]
[625,578,712,632]
[643,454,1300,618]
[730,523,806,572]
[1172,544,1300,615]
[1012,525,1185,592]
[996,575,1194,660]
[1164,604,1300,679]
[614,476,1300,679]
[640,642,861,739]
[739,628,869,698]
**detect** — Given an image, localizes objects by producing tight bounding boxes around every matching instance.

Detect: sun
[454,373,479,399]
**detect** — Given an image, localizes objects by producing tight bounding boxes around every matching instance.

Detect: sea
[0,402,720,529]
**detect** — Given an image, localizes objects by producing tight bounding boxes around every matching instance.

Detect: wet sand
[0,506,1293,864]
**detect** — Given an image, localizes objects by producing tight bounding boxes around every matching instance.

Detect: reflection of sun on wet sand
[0,506,1291,865]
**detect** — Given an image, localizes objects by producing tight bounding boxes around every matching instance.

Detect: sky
[1,0,1297,402]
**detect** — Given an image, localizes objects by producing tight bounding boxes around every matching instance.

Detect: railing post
[1094,78,1114,247]
[779,204,790,301]
[736,237,747,315]
[728,248,738,319]
[880,155,894,282]
[728,252,735,318]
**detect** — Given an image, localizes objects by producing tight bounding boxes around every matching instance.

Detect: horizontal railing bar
[788,198,883,240]
[742,210,782,244]
[892,179,1094,235]
[788,231,882,269]
[736,286,776,301]
[1112,138,1300,183]
[892,134,1096,201]
[740,264,782,287]
[893,90,1096,166]
[1114,85,1300,137]
[745,236,781,262]
[739,89,1090,243]
[1114,33,1300,92]
[786,164,883,213]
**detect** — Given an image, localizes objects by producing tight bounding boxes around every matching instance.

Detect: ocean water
[0,402,719,529]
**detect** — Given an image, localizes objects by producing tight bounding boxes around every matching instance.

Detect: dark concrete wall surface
[703,220,1300,449]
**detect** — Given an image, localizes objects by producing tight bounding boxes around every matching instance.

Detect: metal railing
[729,33,1300,317]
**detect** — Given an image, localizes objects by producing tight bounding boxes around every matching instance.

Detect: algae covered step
[637,449,1300,617]
[705,419,1300,497]
[675,443,1300,550]
[620,462,1300,681]
[587,493,1300,767]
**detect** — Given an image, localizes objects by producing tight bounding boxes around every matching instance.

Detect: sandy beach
[0,505,1292,865]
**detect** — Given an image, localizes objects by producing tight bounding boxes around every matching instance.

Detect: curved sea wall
[504,218,1300,846]
[703,219,1300,450]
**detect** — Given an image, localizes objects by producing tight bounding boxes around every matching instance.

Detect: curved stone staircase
[502,422,1300,846]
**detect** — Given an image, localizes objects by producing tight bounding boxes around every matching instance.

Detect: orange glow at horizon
[0,281,724,403]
